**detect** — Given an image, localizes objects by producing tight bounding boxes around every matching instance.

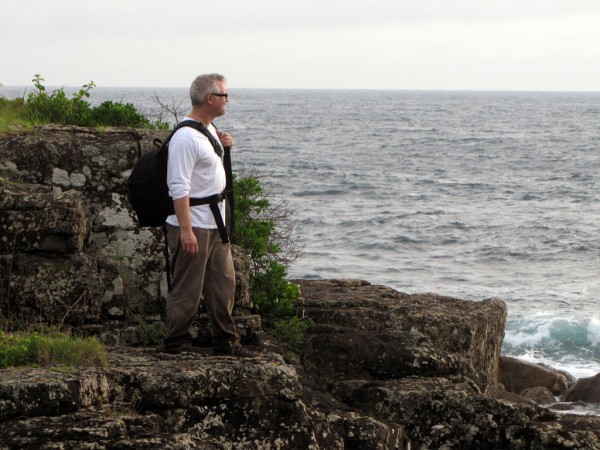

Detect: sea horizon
[3,84,600,95]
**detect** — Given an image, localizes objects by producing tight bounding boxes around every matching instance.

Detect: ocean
[3,85,600,380]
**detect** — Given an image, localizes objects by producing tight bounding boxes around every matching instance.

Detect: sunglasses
[211,93,228,99]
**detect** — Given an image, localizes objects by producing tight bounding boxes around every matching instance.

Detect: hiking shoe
[156,342,181,354]
[156,341,192,355]
[212,345,258,358]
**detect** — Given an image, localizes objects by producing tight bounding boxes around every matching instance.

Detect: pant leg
[201,228,239,349]
[163,225,209,347]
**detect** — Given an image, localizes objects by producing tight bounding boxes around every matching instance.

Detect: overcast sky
[2,0,600,91]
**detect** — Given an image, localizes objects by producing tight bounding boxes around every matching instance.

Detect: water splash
[504,313,600,378]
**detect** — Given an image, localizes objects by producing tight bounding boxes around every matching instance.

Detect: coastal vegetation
[0,76,308,361]
[233,172,310,353]
[0,74,167,132]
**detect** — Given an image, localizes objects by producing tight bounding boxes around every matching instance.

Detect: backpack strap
[211,124,235,242]
[162,224,174,291]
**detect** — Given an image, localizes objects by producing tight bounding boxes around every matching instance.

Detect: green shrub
[233,173,301,314]
[234,175,280,260]
[24,74,94,125]
[233,172,307,352]
[271,316,314,354]
[90,100,157,128]
[2,74,168,129]
[250,259,300,317]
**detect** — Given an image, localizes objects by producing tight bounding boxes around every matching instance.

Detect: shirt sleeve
[167,132,198,201]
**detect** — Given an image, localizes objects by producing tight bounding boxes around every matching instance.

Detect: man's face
[209,81,229,117]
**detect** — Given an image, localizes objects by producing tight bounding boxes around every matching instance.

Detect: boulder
[521,386,556,404]
[564,372,600,403]
[297,279,506,394]
[194,313,263,347]
[0,125,141,209]
[493,387,537,406]
[499,355,572,396]
[0,252,121,325]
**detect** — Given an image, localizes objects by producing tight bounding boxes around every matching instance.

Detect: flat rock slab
[296,279,506,393]
[0,367,110,420]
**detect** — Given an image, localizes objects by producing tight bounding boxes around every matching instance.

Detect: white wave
[514,350,599,379]
[587,316,600,347]
[504,313,600,378]
[503,313,572,347]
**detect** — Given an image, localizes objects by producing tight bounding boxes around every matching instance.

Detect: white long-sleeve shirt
[165,119,226,229]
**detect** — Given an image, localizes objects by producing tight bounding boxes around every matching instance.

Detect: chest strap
[186,190,230,244]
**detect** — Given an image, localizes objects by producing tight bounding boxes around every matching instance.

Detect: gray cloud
[2,0,600,90]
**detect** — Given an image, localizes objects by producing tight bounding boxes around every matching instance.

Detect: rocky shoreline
[1,279,600,449]
[1,126,600,449]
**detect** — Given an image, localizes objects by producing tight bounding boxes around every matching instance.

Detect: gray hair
[189,73,226,106]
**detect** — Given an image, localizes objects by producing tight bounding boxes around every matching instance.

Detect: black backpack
[127,120,234,243]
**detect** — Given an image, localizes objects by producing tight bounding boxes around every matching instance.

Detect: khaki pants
[163,225,238,350]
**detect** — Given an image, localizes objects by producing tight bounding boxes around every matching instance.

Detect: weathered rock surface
[0,347,407,449]
[295,279,600,449]
[0,182,90,254]
[0,125,250,332]
[0,280,600,449]
[2,279,600,449]
[493,387,538,406]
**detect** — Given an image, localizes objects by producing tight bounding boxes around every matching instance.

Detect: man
[159,73,249,356]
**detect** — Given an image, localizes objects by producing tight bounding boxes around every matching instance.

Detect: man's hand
[218,131,234,149]
[179,227,198,255]
[173,196,198,255]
